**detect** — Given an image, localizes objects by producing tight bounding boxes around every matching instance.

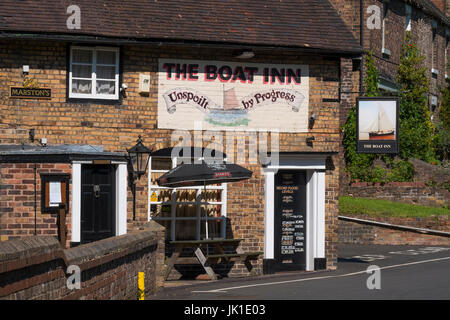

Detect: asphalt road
[150,244,450,300]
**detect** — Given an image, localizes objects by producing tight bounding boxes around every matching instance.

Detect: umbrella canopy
[156,161,252,188]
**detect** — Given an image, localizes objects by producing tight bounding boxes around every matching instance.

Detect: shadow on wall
[0,221,165,300]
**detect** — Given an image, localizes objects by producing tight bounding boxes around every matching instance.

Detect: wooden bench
[205,252,263,264]
[164,239,263,281]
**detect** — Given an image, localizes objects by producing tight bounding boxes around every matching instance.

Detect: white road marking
[389,247,450,255]
[351,254,387,262]
[191,256,450,293]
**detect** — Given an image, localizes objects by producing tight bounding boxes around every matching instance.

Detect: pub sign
[356,97,399,154]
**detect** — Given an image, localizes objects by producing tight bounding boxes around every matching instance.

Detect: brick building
[329,0,450,122]
[0,0,362,275]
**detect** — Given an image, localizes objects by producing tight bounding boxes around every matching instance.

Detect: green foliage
[397,32,434,162]
[342,51,378,181]
[364,51,380,97]
[342,43,426,182]
[339,196,450,217]
[433,84,450,161]
[342,105,377,182]
[386,160,414,182]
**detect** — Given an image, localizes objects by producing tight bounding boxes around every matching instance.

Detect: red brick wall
[339,215,450,245]
[0,39,345,271]
[329,0,448,121]
[0,221,165,300]
[0,163,72,247]
[343,181,450,207]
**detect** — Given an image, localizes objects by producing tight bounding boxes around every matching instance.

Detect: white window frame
[69,46,120,100]
[147,156,228,241]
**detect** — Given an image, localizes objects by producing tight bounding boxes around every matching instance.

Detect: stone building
[0,0,362,276]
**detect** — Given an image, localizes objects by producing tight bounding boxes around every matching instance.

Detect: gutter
[0,31,364,57]
[338,215,450,237]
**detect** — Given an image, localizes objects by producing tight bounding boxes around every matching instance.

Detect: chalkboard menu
[274,170,306,270]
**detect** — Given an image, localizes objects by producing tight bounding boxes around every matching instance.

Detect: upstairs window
[69,46,119,100]
[405,4,412,31]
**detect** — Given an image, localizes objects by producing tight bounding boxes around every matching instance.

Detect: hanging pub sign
[158,59,309,132]
[356,97,399,154]
[9,86,51,99]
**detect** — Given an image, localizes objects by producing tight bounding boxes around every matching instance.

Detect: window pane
[175,204,197,218]
[72,79,92,94]
[96,80,115,95]
[176,189,198,203]
[72,64,92,78]
[97,66,116,79]
[72,49,92,63]
[97,50,116,64]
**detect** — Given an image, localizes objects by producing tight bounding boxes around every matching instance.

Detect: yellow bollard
[138,272,145,300]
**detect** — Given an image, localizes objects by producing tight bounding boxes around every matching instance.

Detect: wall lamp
[126,135,153,181]
[126,135,153,220]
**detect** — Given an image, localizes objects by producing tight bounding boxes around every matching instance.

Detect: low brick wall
[343,182,450,208]
[338,215,450,246]
[0,221,165,300]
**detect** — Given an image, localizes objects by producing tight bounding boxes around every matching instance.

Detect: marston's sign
[158,59,309,132]
[9,87,51,99]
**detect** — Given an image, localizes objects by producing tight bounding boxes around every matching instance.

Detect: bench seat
[205,251,263,264]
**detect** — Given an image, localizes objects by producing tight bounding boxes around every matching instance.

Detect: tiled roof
[409,0,450,25]
[0,0,362,54]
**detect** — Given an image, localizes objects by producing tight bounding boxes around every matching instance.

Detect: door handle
[93,185,100,198]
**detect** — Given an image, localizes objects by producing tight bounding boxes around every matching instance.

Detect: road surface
[150,244,450,300]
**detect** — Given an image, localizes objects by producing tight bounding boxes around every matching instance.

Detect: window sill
[67,97,122,105]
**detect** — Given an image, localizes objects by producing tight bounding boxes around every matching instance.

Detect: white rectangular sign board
[158,59,309,132]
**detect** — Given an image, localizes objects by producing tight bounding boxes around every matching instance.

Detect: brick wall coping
[0,221,164,275]
[338,215,450,237]
[349,182,426,187]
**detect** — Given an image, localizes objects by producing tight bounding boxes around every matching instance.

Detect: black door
[274,170,307,271]
[81,164,115,243]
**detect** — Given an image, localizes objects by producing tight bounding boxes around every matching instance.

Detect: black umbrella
[156,161,252,239]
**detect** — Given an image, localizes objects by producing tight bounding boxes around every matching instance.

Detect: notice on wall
[276,173,305,258]
[49,182,62,207]
[158,59,309,132]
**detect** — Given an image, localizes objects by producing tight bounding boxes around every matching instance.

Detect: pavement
[149,244,450,300]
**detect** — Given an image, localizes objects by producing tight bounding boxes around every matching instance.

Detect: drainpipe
[34,163,37,235]
[360,0,364,94]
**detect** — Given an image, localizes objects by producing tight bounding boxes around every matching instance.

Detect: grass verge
[339,196,450,218]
